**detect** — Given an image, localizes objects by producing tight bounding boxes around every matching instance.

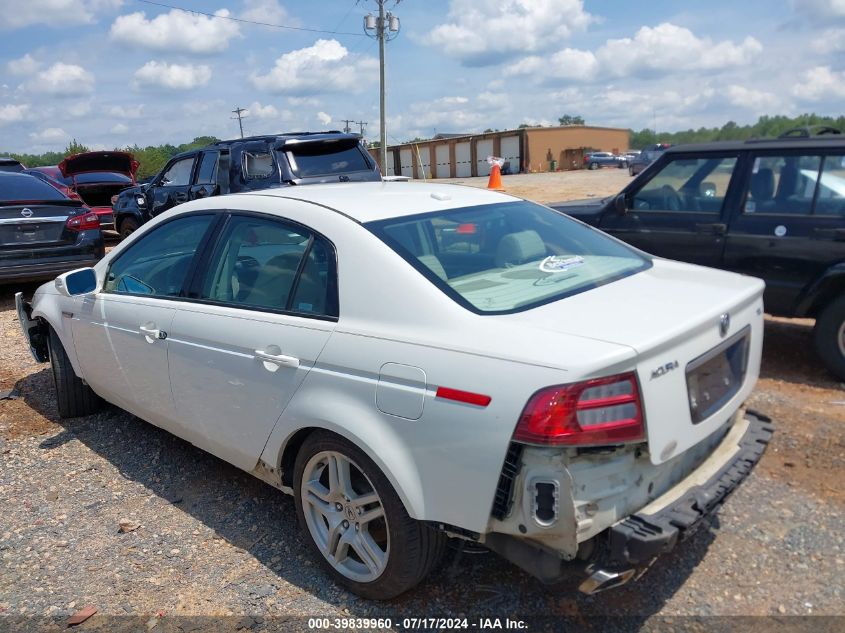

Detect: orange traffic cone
[487,163,504,191]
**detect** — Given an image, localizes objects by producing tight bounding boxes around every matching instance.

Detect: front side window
[368,201,650,314]
[200,215,336,316]
[744,154,822,215]
[105,214,214,297]
[810,154,845,216]
[633,156,737,213]
[160,157,195,187]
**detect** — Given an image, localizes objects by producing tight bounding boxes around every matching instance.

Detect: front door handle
[695,222,727,236]
[814,227,845,241]
[139,323,167,343]
[255,347,300,371]
[173,192,189,203]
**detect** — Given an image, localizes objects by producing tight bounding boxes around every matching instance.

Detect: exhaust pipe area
[578,567,636,595]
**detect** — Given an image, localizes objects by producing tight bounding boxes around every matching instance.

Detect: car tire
[814,296,845,380]
[629,166,635,177]
[589,162,599,170]
[48,327,101,418]
[293,431,445,600]
[119,217,139,240]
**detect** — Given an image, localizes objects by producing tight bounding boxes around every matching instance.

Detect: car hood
[59,151,139,179]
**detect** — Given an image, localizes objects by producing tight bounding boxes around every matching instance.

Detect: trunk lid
[502,259,764,464]
[0,201,82,248]
[59,151,138,178]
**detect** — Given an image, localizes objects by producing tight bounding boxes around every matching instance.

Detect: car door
[599,152,741,267]
[167,212,339,471]
[190,150,220,201]
[71,213,218,431]
[722,150,845,315]
[149,154,197,218]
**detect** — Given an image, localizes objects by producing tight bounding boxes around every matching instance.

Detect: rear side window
[196,152,218,185]
[368,201,649,314]
[633,156,737,213]
[284,142,370,178]
[200,215,337,317]
[0,174,66,201]
[811,154,845,216]
[105,214,215,297]
[744,154,821,215]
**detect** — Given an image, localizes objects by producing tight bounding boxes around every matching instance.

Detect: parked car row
[553,128,845,379]
[583,151,628,170]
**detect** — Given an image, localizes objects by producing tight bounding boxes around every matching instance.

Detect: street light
[364,1,401,174]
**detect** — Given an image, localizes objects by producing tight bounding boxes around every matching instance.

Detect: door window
[104,214,215,297]
[196,152,218,185]
[200,215,337,316]
[744,154,822,215]
[160,157,195,187]
[632,156,737,213]
[813,154,845,216]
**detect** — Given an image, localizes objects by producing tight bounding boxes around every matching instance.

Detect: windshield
[368,201,650,314]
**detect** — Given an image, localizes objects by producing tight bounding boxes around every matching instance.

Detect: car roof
[0,157,22,163]
[245,181,519,223]
[667,136,845,153]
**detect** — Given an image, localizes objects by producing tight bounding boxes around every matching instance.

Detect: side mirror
[55,268,98,297]
[613,193,628,215]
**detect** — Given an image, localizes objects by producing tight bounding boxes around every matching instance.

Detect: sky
[1,0,844,153]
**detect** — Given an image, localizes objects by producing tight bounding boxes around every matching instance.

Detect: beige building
[371,125,630,179]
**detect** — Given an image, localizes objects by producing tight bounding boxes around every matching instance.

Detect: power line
[135,0,366,37]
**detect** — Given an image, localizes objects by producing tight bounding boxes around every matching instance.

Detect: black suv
[553,127,845,379]
[113,132,380,237]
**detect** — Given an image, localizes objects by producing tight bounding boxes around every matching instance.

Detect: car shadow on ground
[760,317,839,388]
[14,367,714,622]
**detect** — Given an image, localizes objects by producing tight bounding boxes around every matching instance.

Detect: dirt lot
[1,169,844,628]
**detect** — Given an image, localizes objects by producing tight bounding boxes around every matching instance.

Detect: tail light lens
[66,211,100,231]
[513,372,644,446]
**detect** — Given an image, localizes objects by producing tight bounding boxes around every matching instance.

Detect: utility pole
[364,1,400,171]
[356,120,368,137]
[341,119,354,134]
[231,106,247,138]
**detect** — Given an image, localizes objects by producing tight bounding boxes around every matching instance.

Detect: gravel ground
[1,171,844,629]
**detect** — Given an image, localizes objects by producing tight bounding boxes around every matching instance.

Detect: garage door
[400,148,413,178]
[435,145,450,178]
[476,139,494,177]
[417,145,432,179]
[455,142,471,178]
[385,149,396,176]
[501,136,520,173]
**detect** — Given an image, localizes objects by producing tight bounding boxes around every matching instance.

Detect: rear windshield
[283,142,371,178]
[0,174,67,202]
[0,162,24,173]
[73,172,132,184]
[367,201,650,314]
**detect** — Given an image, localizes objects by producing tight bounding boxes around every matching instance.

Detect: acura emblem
[719,313,730,338]
[21,208,33,218]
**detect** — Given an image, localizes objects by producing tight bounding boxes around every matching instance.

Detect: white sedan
[16,182,772,599]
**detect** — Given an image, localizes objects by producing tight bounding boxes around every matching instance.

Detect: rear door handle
[139,323,167,342]
[813,227,845,241]
[695,223,727,236]
[255,348,300,371]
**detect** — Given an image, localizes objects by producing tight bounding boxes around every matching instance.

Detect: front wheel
[293,432,444,600]
[589,162,599,170]
[119,217,139,240]
[814,296,845,380]
[629,165,635,177]
[48,327,101,418]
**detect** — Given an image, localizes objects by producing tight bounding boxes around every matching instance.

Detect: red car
[29,151,139,231]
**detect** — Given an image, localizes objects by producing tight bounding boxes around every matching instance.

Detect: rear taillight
[513,372,644,446]
[66,211,100,231]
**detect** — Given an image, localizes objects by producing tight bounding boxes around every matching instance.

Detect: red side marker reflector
[436,386,491,407]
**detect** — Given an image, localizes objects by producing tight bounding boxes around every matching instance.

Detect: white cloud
[246,101,279,119]
[110,9,241,54]
[30,127,70,143]
[0,104,30,124]
[133,61,212,90]
[6,54,41,76]
[287,96,320,107]
[66,100,93,118]
[240,0,295,24]
[251,39,378,94]
[316,111,332,125]
[794,0,845,19]
[111,123,130,134]
[507,23,761,82]
[811,28,845,53]
[1,0,122,28]
[725,85,783,111]
[108,104,145,118]
[477,91,511,111]
[791,66,845,101]
[424,0,594,66]
[25,63,95,96]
